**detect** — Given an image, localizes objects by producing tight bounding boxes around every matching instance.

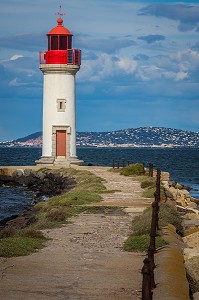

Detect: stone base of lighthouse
[36,126,83,167]
[36,156,83,167]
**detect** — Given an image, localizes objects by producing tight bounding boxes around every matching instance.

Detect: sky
[0,0,199,141]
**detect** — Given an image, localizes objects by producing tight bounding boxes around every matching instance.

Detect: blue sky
[0,0,199,141]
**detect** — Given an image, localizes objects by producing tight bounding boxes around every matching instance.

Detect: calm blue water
[0,147,198,221]
[0,186,34,221]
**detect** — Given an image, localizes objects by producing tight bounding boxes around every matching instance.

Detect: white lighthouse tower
[37,8,82,166]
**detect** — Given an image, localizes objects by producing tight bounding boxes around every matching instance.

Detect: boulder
[184,213,199,220]
[180,189,191,197]
[185,255,199,293]
[183,231,199,249]
[36,171,45,180]
[12,169,24,178]
[168,186,178,199]
[4,208,37,229]
[193,292,199,300]
[175,183,191,191]
[0,175,17,186]
[186,208,199,215]
[175,183,184,190]
[187,201,198,209]
[183,219,199,230]
[176,205,188,214]
[184,248,199,260]
[161,180,169,187]
[176,199,186,207]
[184,185,192,191]
[164,188,175,200]
[23,168,33,176]
[1,170,76,199]
[168,180,177,187]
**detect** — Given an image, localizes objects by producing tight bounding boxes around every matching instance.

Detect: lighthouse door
[56,130,66,157]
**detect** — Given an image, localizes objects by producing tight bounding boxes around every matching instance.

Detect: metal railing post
[142,168,161,298]
[155,168,161,230]
[142,258,153,300]
[112,159,115,169]
[122,160,125,168]
[149,163,154,177]
[148,198,157,290]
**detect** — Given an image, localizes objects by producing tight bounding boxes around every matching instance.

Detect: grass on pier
[110,164,165,199]
[124,234,167,252]
[123,203,182,252]
[0,227,48,257]
[33,168,108,229]
[110,164,163,198]
[111,164,183,252]
[0,168,110,257]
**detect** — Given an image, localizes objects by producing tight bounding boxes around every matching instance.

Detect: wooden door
[56,130,66,157]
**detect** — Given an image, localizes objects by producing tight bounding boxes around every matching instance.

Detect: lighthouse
[37,8,82,166]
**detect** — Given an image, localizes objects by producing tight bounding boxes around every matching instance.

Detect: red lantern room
[40,15,81,65]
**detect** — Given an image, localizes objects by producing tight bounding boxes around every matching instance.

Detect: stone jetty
[0,165,198,299]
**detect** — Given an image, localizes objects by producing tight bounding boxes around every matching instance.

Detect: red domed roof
[48,18,72,35]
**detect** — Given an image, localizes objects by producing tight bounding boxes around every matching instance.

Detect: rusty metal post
[156,168,161,202]
[148,204,156,260]
[122,160,125,168]
[155,169,161,230]
[144,169,161,296]
[147,198,158,290]
[149,163,154,177]
[112,160,115,169]
[142,258,152,300]
[117,161,120,169]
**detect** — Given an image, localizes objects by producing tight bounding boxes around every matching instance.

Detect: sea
[0,147,199,221]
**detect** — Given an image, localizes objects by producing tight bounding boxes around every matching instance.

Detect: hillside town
[0,127,199,148]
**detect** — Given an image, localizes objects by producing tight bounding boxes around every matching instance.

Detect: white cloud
[78,53,138,83]
[176,71,188,81]
[10,54,24,61]
[116,58,137,74]
[8,78,31,87]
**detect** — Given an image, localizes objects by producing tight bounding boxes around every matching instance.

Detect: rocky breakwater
[162,180,199,299]
[0,168,76,229]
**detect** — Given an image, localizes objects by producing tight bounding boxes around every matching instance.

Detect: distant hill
[15,132,42,143]
[0,127,199,147]
[76,127,199,147]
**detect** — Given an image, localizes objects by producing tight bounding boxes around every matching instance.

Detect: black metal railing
[112,160,161,299]
[142,168,161,300]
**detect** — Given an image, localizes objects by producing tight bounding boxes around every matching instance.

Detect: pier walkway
[0,166,152,300]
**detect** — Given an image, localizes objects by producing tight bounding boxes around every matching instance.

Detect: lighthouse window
[60,36,67,50]
[68,36,72,49]
[51,36,58,50]
[48,37,50,50]
[57,99,66,112]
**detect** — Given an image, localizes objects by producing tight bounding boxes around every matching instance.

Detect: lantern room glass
[48,35,72,50]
